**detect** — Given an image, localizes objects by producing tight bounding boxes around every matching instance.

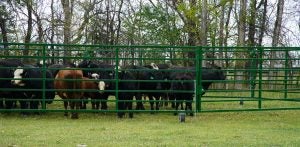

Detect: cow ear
[24,69,29,77]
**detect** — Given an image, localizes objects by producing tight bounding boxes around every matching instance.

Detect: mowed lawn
[1,109,300,146]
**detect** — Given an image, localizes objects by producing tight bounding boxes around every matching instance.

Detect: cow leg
[168,94,176,108]
[100,94,108,110]
[0,99,4,109]
[19,100,29,116]
[149,95,155,113]
[63,100,68,117]
[70,101,79,119]
[91,98,96,110]
[135,93,145,110]
[30,98,40,115]
[117,101,125,118]
[186,100,193,116]
[173,99,180,116]
[155,96,160,110]
[100,100,107,110]
[30,101,40,115]
[80,98,87,109]
[5,100,14,109]
[164,93,170,107]
[127,100,133,118]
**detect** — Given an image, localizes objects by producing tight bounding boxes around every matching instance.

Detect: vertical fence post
[258,47,263,109]
[115,46,119,113]
[195,46,203,112]
[41,44,47,110]
[284,49,289,99]
[250,47,257,98]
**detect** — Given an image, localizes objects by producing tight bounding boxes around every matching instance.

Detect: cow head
[98,81,105,93]
[11,66,26,86]
[90,73,106,93]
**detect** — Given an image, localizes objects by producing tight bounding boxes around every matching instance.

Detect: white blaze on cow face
[150,63,159,70]
[98,81,105,93]
[91,73,99,79]
[11,67,25,86]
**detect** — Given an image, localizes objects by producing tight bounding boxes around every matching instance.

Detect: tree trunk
[186,0,197,66]
[50,0,55,64]
[248,0,257,46]
[61,0,73,63]
[115,0,123,45]
[24,0,33,63]
[258,0,267,46]
[270,0,284,89]
[235,0,247,92]
[201,0,208,67]
[0,5,9,55]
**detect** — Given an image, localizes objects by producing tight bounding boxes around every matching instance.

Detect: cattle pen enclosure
[0,43,299,117]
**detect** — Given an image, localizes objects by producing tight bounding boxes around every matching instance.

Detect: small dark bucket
[178,112,186,123]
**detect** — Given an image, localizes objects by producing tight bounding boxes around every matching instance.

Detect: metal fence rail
[0,43,299,116]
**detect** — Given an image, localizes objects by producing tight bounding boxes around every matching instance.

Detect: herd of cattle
[0,58,226,119]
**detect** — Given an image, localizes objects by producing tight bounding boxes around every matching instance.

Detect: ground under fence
[0,43,299,116]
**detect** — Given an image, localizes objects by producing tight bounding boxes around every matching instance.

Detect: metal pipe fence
[0,43,299,116]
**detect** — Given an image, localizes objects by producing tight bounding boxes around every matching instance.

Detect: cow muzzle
[98,81,105,93]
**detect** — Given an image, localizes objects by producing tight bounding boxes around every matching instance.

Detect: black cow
[11,64,56,112]
[150,63,172,107]
[124,65,163,112]
[0,59,24,109]
[170,71,195,116]
[200,66,226,95]
[169,65,226,116]
[115,70,136,118]
[47,62,76,77]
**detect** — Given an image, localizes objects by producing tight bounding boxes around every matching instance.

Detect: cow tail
[64,74,75,98]
[74,71,83,92]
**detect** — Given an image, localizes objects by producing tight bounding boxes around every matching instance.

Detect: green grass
[1,110,300,146]
[1,91,299,146]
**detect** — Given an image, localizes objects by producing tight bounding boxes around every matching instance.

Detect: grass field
[1,110,300,146]
[1,91,300,146]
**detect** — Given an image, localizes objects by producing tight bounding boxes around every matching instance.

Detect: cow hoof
[129,113,133,118]
[239,101,244,105]
[34,112,41,115]
[71,113,79,119]
[117,114,123,118]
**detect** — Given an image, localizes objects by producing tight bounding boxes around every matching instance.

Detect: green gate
[0,43,299,115]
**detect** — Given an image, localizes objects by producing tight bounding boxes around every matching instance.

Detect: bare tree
[272,0,284,47]
[258,0,267,46]
[61,0,74,62]
[248,0,256,46]
[0,4,9,55]
[235,0,248,94]
[23,0,33,63]
[269,0,284,89]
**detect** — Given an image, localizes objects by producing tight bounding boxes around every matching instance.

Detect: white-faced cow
[0,59,24,109]
[11,64,55,113]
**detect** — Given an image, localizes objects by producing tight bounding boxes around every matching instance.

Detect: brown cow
[54,69,83,119]
[81,77,105,110]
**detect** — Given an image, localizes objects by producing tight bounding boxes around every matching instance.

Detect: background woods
[1,0,299,46]
[0,0,299,66]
